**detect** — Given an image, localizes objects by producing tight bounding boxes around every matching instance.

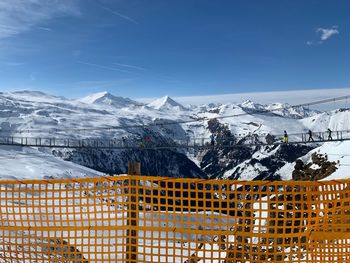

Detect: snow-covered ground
[0,146,103,180]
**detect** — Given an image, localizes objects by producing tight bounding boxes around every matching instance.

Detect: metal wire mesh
[0,176,349,262]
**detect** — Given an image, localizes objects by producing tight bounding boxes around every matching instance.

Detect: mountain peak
[78,91,142,108]
[147,95,187,111]
[240,100,265,111]
[79,91,111,102]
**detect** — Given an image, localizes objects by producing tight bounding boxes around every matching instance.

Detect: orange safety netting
[0,176,349,262]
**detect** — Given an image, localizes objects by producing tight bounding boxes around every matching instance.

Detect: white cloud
[317,26,339,41]
[307,26,339,46]
[0,0,80,39]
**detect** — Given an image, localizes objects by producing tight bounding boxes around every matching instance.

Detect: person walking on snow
[283,130,288,144]
[327,128,333,141]
[308,130,314,142]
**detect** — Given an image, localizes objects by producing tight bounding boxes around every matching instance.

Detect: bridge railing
[0,129,348,149]
[0,176,349,262]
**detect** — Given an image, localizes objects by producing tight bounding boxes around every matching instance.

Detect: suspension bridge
[0,129,348,150]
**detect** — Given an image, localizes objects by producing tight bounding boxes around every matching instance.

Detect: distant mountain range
[0,90,349,181]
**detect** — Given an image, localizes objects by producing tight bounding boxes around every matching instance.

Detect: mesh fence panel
[0,176,349,262]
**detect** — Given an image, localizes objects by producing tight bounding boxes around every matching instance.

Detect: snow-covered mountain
[239,100,265,111]
[147,96,187,111]
[78,91,142,108]
[265,102,318,118]
[0,90,349,181]
[239,100,318,119]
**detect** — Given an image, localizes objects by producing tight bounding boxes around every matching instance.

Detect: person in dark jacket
[283,130,288,144]
[308,130,314,142]
[327,128,333,141]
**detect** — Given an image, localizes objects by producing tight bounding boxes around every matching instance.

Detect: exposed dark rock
[54,148,207,179]
[265,133,276,144]
[208,108,220,114]
[201,146,253,178]
[201,140,313,180]
[292,153,338,181]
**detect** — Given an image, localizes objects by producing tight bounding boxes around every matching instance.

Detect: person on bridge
[327,128,333,141]
[283,130,288,143]
[308,130,314,142]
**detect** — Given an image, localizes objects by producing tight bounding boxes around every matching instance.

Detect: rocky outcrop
[53,148,207,179]
[292,153,338,181]
[200,118,315,180]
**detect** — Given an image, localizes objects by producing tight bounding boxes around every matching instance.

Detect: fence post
[126,162,140,263]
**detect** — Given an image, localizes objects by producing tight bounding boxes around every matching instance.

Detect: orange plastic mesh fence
[0,176,349,263]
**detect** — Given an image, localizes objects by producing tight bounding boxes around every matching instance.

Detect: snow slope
[0,146,103,180]
[301,109,350,132]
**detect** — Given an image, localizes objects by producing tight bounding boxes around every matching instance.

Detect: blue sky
[0,0,349,99]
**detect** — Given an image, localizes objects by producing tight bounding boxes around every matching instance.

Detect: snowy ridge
[239,100,265,111]
[239,100,317,119]
[147,95,187,111]
[3,90,66,103]
[78,91,142,108]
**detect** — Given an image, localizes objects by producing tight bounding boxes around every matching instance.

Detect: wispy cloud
[307,25,339,46]
[113,62,146,71]
[77,61,132,73]
[99,5,138,25]
[0,0,80,39]
[37,26,53,32]
[3,61,24,66]
[74,79,135,89]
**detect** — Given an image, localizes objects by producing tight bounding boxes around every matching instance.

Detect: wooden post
[126,162,140,263]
